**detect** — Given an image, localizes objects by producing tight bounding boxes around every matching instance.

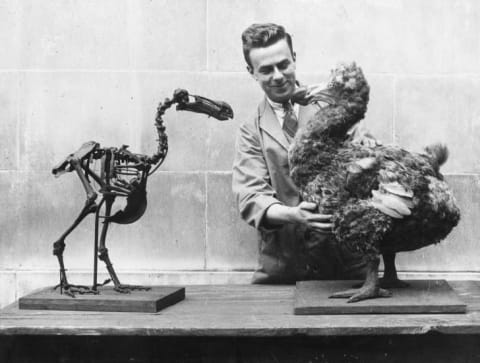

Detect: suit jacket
[232,97,366,283]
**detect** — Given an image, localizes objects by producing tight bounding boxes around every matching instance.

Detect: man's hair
[241,23,294,68]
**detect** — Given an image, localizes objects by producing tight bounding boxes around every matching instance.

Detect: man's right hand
[264,202,333,234]
[291,201,333,233]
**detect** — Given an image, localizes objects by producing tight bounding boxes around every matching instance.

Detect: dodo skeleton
[289,63,461,302]
[51,89,233,297]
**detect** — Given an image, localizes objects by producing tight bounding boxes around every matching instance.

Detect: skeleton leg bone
[53,159,99,297]
[98,195,150,293]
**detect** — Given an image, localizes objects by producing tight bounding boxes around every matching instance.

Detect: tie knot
[282,101,293,112]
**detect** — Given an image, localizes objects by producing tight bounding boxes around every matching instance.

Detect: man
[232,23,378,284]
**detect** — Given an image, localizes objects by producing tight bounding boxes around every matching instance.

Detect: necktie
[282,101,298,139]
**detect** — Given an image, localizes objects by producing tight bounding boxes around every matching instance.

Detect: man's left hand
[291,82,330,106]
[351,130,382,147]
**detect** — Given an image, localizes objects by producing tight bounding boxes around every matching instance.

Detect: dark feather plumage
[288,62,461,302]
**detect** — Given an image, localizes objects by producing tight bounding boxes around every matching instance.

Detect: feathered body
[289,63,460,302]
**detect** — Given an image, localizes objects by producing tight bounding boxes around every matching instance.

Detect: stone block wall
[1,0,479,307]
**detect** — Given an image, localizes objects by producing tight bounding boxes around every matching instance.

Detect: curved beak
[176,92,234,121]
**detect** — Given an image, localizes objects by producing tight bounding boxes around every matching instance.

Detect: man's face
[248,39,296,103]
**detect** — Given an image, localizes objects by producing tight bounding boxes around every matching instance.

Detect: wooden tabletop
[1,281,480,337]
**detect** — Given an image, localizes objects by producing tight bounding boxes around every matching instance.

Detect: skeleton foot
[98,246,150,294]
[53,283,99,298]
[113,284,151,294]
[329,285,392,303]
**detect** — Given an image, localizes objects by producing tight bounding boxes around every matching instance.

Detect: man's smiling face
[248,38,297,103]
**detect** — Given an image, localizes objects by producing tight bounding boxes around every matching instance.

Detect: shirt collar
[266,97,285,112]
[266,81,302,111]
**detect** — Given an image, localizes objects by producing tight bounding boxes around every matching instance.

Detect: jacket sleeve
[232,116,283,231]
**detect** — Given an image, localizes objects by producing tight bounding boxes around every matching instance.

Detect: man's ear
[246,65,257,80]
[292,51,297,62]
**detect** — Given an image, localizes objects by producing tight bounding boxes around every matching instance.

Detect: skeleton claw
[114,284,151,294]
[53,283,99,298]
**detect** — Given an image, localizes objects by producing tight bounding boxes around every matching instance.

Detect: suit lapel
[259,98,320,151]
[259,98,290,151]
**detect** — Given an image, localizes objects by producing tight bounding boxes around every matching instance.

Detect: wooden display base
[294,280,467,315]
[18,286,185,313]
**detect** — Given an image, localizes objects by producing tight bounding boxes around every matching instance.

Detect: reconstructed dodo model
[289,63,460,302]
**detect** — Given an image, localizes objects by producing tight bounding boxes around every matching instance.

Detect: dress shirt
[266,97,300,127]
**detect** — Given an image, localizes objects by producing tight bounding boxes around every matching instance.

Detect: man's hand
[304,83,328,102]
[292,201,333,233]
[291,82,336,107]
[264,202,333,233]
[351,130,382,147]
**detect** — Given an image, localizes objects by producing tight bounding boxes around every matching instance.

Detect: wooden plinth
[18,286,185,313]
[294,280,467,315]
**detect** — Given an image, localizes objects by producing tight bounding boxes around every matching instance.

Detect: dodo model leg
[380,252,409,288]
[329,256,392,303]
[350,252,409,289]
[53,158,99,297]
[97,195,150,293]
[329,201,395,302]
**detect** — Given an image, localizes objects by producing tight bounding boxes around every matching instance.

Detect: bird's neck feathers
[303,101,367,144]
[300,62,370,143]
